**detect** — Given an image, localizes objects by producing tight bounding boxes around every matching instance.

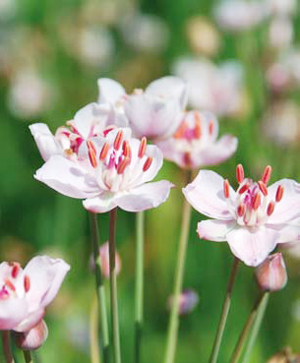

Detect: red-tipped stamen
[11,263,20,279]
[252,193,261,210]
[99,142,109,161]
[236,164,244,184]
[87,140,96,154]
[113,130,123,151]
[5,279,16,292]
[267,201,275,216]
[258,181,268,196]
[223,179,230,198]
[87,141,97,168]
[237,204,245,217]
[143,156,153,172]
[194,113,202,138]
[208,120,214,135]
[103,125,117,136]
[275,185,284,202]
[261,165,272,185]
[238,183,250,195]
[24,275,30,293]
[138,137,147,158]
[173,122,187,139]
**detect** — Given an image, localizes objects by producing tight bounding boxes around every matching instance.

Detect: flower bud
[15,319,48,351]
[90,241,121,278]
[168,289,199,315]
[255,253,287,291]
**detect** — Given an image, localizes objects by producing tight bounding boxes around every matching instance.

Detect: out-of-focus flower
[0,256,70,332]
[173,57,244,117]
[124,76,188,140]
[155,110,238,169]
[167,289,199,315]
[282,239,300,259]
[7,70,54,119]
[186,16,221,56]
[15,319,48,351]
[120,13,169,53]
[265,0,297,17]
[64,315,89,352]
[214,0,267,31]
[262,101,300,146]
[255,252,287,291]
[34,127,173,213]
[268,17,294,49]
[266,347,300,363]
[90,241,121,278]
[183,165,300,266]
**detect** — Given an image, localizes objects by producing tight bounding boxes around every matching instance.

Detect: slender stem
[163,170,193,363]
[229,292,267,363]
[241,293,269,363]
[108,208,121,363]
[1,331,15,363]
[89,212,110,363]
[208,257,240,363]
[23,351,33,363]
[90,293,101,363]
[135,211,144,363]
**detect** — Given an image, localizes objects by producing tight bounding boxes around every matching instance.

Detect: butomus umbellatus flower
[183,164,300,266]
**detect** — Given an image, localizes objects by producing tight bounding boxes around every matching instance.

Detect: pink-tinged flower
[183,165,300,266]
[34,128,173,213]
[167,289,199,315]
[255,253,287,291]
[155,110,237,169]
[0,256,70,332]
[90,242,121,278]
[15,319,48,350]
[124,76,188,140]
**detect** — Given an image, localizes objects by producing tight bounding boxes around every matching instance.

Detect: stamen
[87,141,97,168]
[117,156,130,174]
[11,263,21,279]
[143,156,153,172]
[103,125,117,137]
[208,120,214,135]
[261,165,272,185]
[183,152,192,166]
[275,185,284,202]
[252,193,261,210]
[238,183,250,195]
[194,113,202,138]
[138,137,147,158]
[24,275,31,293]
[173,122,186,139]
[258,181,268,196]
[267,201,275,216]
[236,164,244,184]
[223,179,230,198]
[5,279,16,292]
[99,142,109,161]
[114,130,124,151]
[237,204,245,217]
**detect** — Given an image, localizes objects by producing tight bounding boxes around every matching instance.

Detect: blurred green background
[0,0,299,362]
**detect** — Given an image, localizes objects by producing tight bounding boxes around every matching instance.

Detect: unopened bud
[15,319,48,351]
[90,241,121,279]
[255,253,287,292]
[168,289,199,315]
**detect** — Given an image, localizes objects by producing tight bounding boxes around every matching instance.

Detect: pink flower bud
[90,242,121,279]
[168,289,199,315]
[255,253,287,291]
[15,319,48,351]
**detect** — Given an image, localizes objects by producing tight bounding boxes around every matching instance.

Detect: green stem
[1,331,15,363]
[89,212,110,363]
[90,294,102,363]
[208,257,240,363]
[229,292,267,363]
[241,293,269,363]
[108,208,121,363]
[163,170,193,363]
[23,351,33,363]
[135,211,144,363]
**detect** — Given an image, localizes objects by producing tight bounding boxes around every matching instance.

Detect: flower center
[0,263,30,300]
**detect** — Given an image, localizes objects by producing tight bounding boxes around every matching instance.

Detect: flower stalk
[209,257,239,363]
[164,170,193,363]
[89,212,109,363]
[135,211,144,363]
[23,350,33,363]
[89,294,101,363]
[108,208,121,363]
[1,331,15,363]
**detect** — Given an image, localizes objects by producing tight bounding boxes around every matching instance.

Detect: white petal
[34,155,100,199]
[29,123,61,161]
[13,308,45,333]
[182,170,235,220]
[83,192,118,213]
[226,227,279,266]
[266,220,300,243]
[0,298,28,331]
[197,219,236,241]
[97,78,126,104]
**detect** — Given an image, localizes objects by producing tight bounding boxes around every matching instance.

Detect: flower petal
[29,123,61,161]
[115,180,174,212]
[83,192,118,213]
[97,78,126,104]
[267,179,300,224]
[34,155,100,199]
[13,308,46,333]
[0,298,28,330]
[182,170,235,220]
[266,220,300,243]
[226,227,279,266]
[197,219,236,241]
